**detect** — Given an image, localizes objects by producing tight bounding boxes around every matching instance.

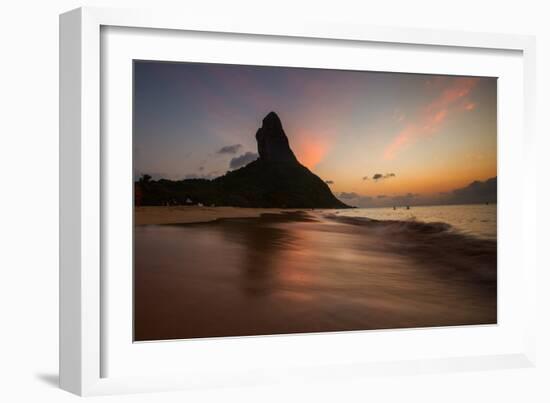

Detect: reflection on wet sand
[134,211,496,341]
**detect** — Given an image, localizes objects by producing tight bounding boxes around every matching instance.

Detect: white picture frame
[59,6,537,396]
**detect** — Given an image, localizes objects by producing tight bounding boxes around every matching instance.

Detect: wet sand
[134,210,496,341]
[135,206,304,225]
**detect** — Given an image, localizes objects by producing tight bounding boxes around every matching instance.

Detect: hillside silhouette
[136,112,349,209]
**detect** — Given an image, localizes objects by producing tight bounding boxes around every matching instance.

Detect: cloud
[358,196,373,203]
[229,152,259,169]
[339,192,360,199]
[183,169,222,181]
[391,192,419,205]
[293,131,330,170]
[325,180,334,185]
[335,177,496,208]
[372,173,396,181]
[218,144,243,154]
[337,192,373,207]
[384,77,480,160]
[450,177,496,204]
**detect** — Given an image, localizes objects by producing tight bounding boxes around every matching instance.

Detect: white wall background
[0,0,548,401]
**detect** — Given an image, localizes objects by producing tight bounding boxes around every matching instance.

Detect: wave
[323,213,497,284]
[323,213,453,235]
[168,210,496,285]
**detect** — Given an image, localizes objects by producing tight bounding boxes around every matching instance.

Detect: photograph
[133,61,497,342]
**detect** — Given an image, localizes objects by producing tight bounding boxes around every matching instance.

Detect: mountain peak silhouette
[137,112,350,209]
[256,112,298,164]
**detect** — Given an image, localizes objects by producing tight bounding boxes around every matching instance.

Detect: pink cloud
[383,77,479,160]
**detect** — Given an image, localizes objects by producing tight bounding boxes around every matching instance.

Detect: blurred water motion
[336,204,496,240]
[134,210,496,341]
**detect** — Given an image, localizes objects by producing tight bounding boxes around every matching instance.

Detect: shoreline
[134,205,496,241]
[134,206,310,225]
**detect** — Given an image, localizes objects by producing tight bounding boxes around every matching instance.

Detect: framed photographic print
[60,7,537,396]
[132,62,498,341]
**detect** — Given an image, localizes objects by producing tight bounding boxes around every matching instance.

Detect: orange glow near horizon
[293,130,331,170]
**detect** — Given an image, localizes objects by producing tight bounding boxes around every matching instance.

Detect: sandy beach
[135,206,307,225]
[134,207,497,341]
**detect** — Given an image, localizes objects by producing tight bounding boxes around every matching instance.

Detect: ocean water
[134,205,497,341]
[331,204,497,240]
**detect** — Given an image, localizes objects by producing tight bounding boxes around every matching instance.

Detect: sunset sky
[134,61,497,207]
